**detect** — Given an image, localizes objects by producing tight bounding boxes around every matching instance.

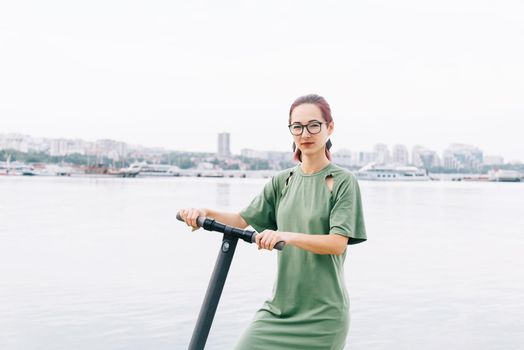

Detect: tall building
[373,144,390,164]
[442,144,483,170]
[412,145,440,168]
[218,132,231,157]
[392,144,409,165]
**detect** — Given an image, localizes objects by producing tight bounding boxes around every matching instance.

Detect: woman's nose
[302,128,312,137]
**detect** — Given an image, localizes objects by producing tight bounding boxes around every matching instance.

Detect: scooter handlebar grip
[251,233,285,251]
[176,212,206,228]
[274,241,286,251]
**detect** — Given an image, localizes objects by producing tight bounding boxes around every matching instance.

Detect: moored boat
[488,169,522,182]
[356,163,431,181]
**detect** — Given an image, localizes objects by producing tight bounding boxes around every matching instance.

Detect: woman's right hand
[178,208,207,231]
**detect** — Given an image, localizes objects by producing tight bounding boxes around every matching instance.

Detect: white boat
[141,164,181,176]
[488,169,522,182]
[356,163,431,181]
[121,162,180,177]
[21,166,37,176]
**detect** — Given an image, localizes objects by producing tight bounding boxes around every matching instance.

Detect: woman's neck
[300,154,330,174]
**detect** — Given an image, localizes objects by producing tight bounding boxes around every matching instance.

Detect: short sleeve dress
[236,162,367,350]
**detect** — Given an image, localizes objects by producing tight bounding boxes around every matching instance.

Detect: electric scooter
[176,213,285,350]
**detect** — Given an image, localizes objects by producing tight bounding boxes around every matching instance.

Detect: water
[1,176,523,349]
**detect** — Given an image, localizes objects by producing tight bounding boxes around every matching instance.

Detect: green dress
[236,163,367,350]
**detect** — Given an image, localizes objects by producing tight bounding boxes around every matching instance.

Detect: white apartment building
[332,149,353,167]
[412,145,440,168]
[392,144,409,165]
[373,144,390,164]
[442,144,483,170]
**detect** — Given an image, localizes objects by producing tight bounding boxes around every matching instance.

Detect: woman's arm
[178,207,248,230]
[256,230,349,256]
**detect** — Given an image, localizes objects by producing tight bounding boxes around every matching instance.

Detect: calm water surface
[1,176,523,349]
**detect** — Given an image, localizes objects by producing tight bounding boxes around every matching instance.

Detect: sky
[1,0,523,161]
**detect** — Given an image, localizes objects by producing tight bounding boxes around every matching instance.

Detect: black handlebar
[176,213,285,251]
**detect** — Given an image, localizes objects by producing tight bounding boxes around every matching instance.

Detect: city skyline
[1,1,523,162]
[0,131,518,166]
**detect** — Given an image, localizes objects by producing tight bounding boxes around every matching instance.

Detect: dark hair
[289,94,333,162]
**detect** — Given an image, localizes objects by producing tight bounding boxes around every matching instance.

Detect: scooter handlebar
[251,233,285,251]
[176,212,206,227]
[176,212,285,251]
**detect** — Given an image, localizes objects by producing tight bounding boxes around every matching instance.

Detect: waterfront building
[27,137,50,153]
[93,139,128,160]
[241,148,267,159]
[218,132,231,158]
[240,148,289,162]
[442,144,483,171]
[392,144,409,165]
[354,151,377,167]
[412,145,440,168]
[50,139,68,156]
[373,144,390,165]
[332,149,353,167]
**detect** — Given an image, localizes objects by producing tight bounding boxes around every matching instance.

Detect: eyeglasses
[288,121,326,136]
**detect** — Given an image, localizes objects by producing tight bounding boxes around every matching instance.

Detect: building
[332,149,353,167]
[412,145,440,168]
[354,151,377,167]
[373,144,391,164]
[241,148,267,159]
[0,133,29,153]
[218,132,231,157]
[392,144,409,165]
[442,144,483,171]
[91,139,129,160]
[240,148,290,167]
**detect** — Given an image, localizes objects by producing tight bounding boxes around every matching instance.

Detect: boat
[82,163,134,177]
[356,163,431,181]
[0,160,26,175]
[139,163,180,177]
[21,166,37,176]
[488,169,522,182]
[117,163,141,177]
[120,162,180,177]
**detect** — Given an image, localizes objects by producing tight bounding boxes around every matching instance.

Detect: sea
[1,176,523,350]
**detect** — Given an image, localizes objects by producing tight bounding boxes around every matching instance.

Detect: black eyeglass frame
[287,121,327,136]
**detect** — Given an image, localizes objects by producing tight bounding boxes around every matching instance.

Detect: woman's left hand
[255,230,290,251]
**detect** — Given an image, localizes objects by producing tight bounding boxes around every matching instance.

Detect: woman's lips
[301,142,314,147]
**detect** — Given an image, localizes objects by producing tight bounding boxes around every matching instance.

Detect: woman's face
[289,103,333,158]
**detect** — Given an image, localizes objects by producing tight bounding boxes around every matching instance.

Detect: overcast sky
[1,0,523,160]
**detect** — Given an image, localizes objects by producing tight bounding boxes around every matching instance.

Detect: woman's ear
[327,121,334,136]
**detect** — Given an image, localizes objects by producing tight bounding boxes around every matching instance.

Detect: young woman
[179,94,367,349]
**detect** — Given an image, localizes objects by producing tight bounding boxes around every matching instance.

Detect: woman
[179,94,367,349]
